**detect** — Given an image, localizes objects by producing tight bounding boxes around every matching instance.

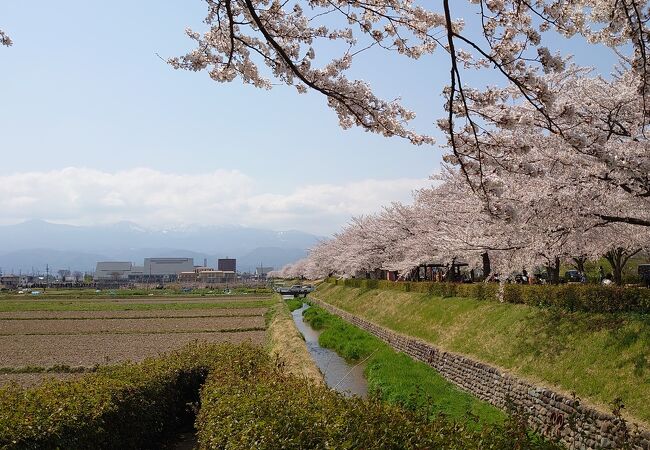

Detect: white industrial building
[94,258,194,282]
[95,262,134,280]
[143,258,194,277]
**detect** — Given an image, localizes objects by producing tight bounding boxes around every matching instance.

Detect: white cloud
[0,167,431,234]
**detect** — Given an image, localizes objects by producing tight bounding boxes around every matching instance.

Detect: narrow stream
[291,302,368,398]
[168,300,367,449]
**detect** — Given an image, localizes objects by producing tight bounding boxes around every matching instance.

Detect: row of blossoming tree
[4,1,649,282]
[272,162,648,284]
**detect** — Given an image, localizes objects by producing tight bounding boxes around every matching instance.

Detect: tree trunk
[481,252,491,279]
[571,256,586,273]
[546,257,561,284]
[604,247,641,286]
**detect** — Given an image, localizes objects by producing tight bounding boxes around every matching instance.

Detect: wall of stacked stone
[309,295,650,450]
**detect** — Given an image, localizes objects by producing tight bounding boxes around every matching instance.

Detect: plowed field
[0,294,271,385]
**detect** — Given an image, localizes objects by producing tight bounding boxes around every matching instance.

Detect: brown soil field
[0,373,83,387]
[0,331,266,367]
[101,297,268,304]
[0,307,268,319]
[0,296,270,304]
[0,316,266,335]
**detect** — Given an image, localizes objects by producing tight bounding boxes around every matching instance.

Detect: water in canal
[291,303,368,398]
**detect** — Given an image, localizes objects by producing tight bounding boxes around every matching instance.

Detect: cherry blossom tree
[450,65,650,229]
[173,1,649,204]
[275,167,648,283]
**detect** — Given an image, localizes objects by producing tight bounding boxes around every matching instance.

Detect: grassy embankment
[266,295,322,383]
[315,282,650,426]
[302,305,506,426]
[285,297,305,312]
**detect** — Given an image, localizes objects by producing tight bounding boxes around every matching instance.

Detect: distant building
[255,266,274,278]
[95,262,133,280]
[143,257,194,281]
[179,268,237,285]
[0,275,19,289]
[94,257,196,282]
[218,258,236,272]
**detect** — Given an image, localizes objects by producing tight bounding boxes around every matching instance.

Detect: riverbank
[302,304,505,425]
[314,282,650,427]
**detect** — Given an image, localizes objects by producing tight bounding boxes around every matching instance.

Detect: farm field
[0,298,274,312]
[0,294,271,385]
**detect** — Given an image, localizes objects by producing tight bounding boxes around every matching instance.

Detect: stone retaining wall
[310,296,650,450]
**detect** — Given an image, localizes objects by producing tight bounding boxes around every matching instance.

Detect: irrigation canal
[170,300,367,449]
[291,302,368,398]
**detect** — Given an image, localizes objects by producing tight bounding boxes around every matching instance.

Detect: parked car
[564,270,585,283]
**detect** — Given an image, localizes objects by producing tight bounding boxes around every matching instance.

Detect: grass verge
[315,283,650,426]
[302,305,505,426]
[285,297,305,312]
[267,295,322,384]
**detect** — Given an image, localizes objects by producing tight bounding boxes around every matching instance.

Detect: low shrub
[0,343,267,450]
[196,364,559,449]
[0,337,558,450]
[325,278,650,314]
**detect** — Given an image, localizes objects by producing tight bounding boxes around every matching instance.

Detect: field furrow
[0,331,267,367]
[0,316,265,334]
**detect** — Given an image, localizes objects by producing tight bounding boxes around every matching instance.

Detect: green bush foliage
[0,343,266,450]
[1,340,558,450]
[196,363,559,449]
[326,278,650,313]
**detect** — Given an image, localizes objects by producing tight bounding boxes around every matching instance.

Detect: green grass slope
[302,306,506,426]
[315,283,650,426]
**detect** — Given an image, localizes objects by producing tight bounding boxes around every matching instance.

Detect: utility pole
[45,264,49,290]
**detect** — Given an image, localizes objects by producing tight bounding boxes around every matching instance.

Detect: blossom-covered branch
[170,0,444,145]
[175,1,650,210]
[0,29,11,47]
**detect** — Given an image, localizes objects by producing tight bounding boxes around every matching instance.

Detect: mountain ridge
[0,220,323,273]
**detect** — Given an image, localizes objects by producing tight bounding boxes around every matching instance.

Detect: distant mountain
[237,247,309,273]
[0,249,107,274]
[0,220,323,273]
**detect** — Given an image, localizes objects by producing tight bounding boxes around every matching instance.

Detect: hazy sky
[0,1,617,234]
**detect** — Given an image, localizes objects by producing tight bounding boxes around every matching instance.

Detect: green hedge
[0,343,266,450]
[1,341,559,449]
[196,363,559,449]
[326,278,650,313]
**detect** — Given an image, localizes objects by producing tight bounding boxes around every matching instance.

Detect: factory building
[95,262,134,280]
[217,258,236,272]
[179,267,237,286]
[143,258,194,280]
[94,258,194,282]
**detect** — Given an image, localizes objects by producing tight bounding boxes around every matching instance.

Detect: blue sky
[0,1,617,234]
